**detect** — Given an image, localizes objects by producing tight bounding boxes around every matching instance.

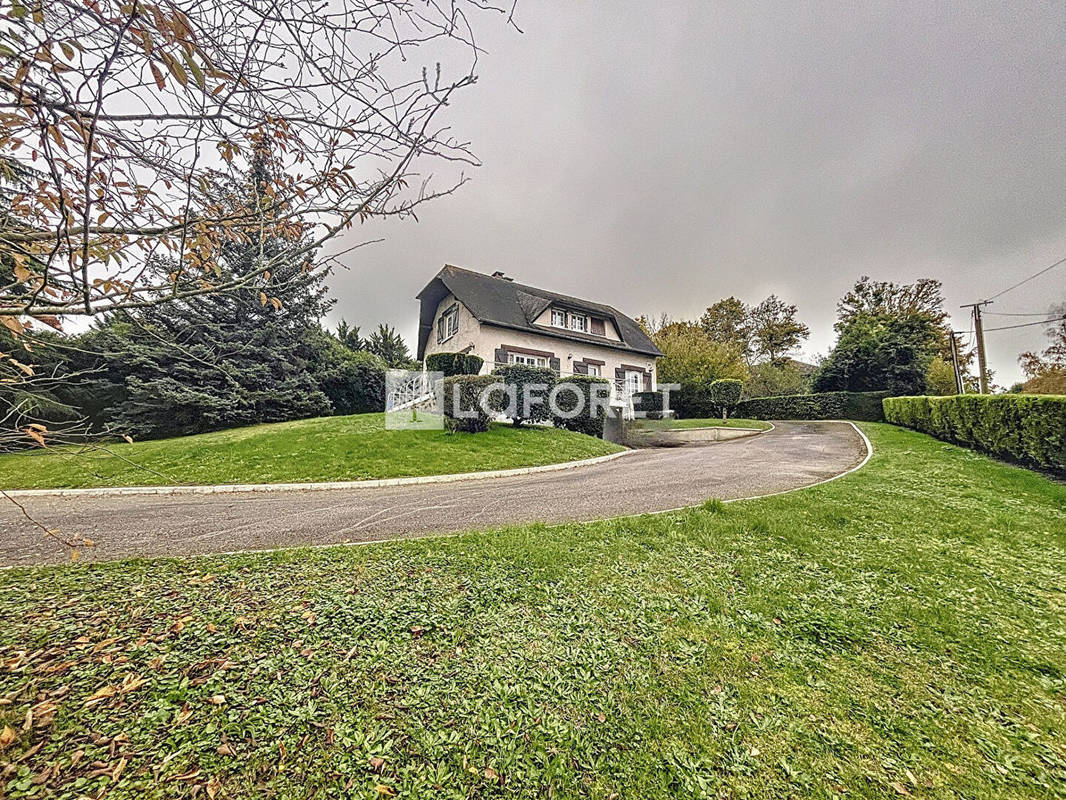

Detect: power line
[985,254,1066,301]
[982,315,1066,333]
[984,310,1056,317]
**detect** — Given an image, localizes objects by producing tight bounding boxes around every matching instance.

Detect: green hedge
[632,390,668,420]
[552,376,612,438]
[883,394,1066,472]
[491,364,556,426]
[442,375,500,433]
[735,391,890,421]
[425,352,484,377]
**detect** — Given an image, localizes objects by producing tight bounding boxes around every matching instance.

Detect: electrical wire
[982,315,1066,333]
[984,254,1066,301]
[984,310,1057,317]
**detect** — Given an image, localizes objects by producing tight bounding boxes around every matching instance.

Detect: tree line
[644,277,985,416]
[2,154,414,446]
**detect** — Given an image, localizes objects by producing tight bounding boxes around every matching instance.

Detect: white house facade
[416,265,662,400]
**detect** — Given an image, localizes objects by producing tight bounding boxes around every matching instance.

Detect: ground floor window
[624,370,643,396]
[586,363,601,377]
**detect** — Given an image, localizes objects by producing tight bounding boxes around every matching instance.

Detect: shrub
[425,352,484,377]
[552,376,612,438]
[735,391,890,421]
[709,379,743,420]
[632,390,669,419]
[314,347,386,415]
[883,394,1066,472]
[491,364,556,426]
[442,375,501,433]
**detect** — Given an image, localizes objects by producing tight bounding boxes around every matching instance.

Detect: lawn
[2,424,1065,798]
[630,416,772,431]
[0,413,623,489]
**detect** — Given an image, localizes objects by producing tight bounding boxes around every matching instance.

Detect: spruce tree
[94,144,336,438]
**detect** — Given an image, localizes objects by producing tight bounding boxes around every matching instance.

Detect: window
[568,313,588,333]
[509,352,547,367]
[624,370,643,396]
[586,364,601,377]
[550,307,592,333]
[436,304,459,343]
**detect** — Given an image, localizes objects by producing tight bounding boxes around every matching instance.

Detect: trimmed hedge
[735,391,890,422]
[883,394,1066,472]
[425,352,484,377]
[491,364,556,426]
[552,376,612,438]
[632,390,669,420]
[442,375,501,433]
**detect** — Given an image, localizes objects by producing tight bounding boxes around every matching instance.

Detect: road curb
[2,448,638,498]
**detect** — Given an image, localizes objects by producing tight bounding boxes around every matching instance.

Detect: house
[416,265,663,399]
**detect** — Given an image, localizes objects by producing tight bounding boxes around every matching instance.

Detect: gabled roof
[416,265,663,359]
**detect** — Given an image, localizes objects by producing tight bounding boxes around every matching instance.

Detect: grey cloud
[328,1,1066,384]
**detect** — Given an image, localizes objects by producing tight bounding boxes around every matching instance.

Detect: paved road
[1,421,867,567]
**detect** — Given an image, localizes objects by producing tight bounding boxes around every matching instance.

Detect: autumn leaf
[206,775,222,799]
[374,785,395,797]
[368,756,384,771]
[207,694,226,705]
[174,703,193,725]
[0,724,15,749]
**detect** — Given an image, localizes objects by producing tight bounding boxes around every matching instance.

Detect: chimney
[491,270,513,281]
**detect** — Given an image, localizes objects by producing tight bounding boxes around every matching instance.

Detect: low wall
[625,425,764,448]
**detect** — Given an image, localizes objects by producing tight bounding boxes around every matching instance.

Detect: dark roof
[416,265,663,359]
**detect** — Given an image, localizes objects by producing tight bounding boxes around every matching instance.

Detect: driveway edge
[3,448,638,498]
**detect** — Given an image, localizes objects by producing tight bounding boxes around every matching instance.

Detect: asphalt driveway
[2,421,868,567]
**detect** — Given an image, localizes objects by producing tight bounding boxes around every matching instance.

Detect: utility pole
[961,301,992,394]
[948,331,965,394]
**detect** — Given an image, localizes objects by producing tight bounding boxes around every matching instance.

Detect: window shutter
[643,372,652,391]
[573,361,588,375]
[615,367,625,383]
[549,357,561,373]
[494,347,508,368]
[590,318,605,336]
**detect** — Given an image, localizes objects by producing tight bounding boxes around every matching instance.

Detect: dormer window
[568,312,588,333]
[436,303,459,343]
[550,307,594,333]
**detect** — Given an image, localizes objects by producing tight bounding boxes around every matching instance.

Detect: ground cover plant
[0,414,621,489]
[2,425,1064,797]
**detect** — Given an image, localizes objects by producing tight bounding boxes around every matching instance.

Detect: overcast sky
[327,1,1066,386]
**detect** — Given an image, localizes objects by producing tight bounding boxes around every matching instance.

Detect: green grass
[2,424,1065,798]
[0,413,623,489]
[630,416,772,431]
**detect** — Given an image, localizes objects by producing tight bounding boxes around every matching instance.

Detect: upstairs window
[568,313,588,333]
[437,303,459,343]
[509,352,547,367]
[551,308,567,327]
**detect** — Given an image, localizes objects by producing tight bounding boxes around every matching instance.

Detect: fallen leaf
[0,724,15,749]
[750,747,760,757]
[368,756,384,771]
[217,744,234,756]
[206,775,222,799]
[206,694,225,706]
[485,766,502,784]
[596,712,606,723]
[374,784,395,796]
[890,781,911,796]
[174,703,193,725]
